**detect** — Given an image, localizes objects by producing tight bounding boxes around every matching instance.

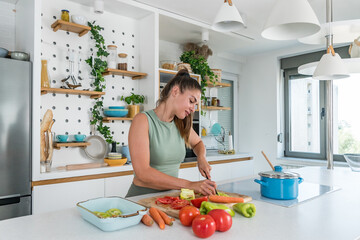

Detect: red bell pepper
[191,196,208,208]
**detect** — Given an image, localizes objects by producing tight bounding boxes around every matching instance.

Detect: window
[282,46,358,161]
[285,70,360,161]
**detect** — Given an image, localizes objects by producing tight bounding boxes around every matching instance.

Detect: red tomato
[192,215,216,238]
[171,199,190,210]
[156,196,180,205]
[179,206,200,226]
[208,209,232,232]
[191,196,208,208]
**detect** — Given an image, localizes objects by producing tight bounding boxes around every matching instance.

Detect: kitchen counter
[4,166,360,239]
[34,152,253,181]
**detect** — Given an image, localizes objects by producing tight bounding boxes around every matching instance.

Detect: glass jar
[118,53,128,70]
[211,97,217,106]
[107,45,117,69]
[61,9,69,22]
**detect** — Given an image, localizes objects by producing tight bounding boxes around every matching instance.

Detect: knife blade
[204,172,219,195]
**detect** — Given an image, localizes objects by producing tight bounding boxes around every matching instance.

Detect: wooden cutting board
[137,191,252,219]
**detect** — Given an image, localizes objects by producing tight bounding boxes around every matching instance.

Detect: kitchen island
[1,167,359,240]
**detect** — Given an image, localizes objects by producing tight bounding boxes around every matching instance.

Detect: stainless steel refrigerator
[0,58,32,220]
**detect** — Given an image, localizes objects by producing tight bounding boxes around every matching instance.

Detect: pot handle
[298,177,304,184]
[254,179,268,186]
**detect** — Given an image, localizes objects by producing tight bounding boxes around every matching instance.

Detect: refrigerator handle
[0,194,21,206]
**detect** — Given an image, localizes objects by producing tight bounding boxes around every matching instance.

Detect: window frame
[284,69,347,162]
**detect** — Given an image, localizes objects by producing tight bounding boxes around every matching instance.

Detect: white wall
[238,44,326,173]
[0,1,15,50]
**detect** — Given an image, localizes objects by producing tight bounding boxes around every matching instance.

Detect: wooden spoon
[261,151,275,171]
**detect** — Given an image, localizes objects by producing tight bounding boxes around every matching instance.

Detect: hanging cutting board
[137,191,252,219]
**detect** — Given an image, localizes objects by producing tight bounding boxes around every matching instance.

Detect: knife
[204,172,219,195]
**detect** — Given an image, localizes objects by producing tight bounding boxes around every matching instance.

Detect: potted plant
[120,92,145,118]
[179,50,218,110]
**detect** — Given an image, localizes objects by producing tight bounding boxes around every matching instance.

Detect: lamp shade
[313,53,350,80]
[299,58,360,76]
[261,0,320,40]
[212,1,245,32]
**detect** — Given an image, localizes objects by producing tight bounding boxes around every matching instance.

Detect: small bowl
[104,109,128,117]
[104,157,127,166]
[344,154,360,172]
[108,106,125,109]
[77,196,146,231]
[0,47,9,58]
[71,15,87,25]
[11,51,30,61]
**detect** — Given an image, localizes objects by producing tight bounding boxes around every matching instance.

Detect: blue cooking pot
[254,166,304,200]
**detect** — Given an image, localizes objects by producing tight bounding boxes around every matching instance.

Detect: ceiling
[134,0,360,56]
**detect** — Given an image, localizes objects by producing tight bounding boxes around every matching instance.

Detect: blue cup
[121,146,131,163]
[74,134,86,142]
[56,135,68,142]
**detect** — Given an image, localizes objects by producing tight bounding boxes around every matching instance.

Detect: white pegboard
[40,0,141,167]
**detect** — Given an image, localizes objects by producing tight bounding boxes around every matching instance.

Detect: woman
[126,69,217,197]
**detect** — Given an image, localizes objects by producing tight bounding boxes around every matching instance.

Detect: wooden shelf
[103,69,147,80]
[206,81,231,88]
[102,117,133,123]
[41,87,105,99]
[54,142,91,150]
[51,20,91,37]
[201,106,231,111]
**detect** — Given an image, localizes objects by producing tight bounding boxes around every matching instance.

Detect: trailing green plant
[179,50,218,105]
[121,92,145,105]
[85,21,114,144]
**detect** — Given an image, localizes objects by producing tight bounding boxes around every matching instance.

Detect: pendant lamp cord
[224,0,233,6]
[327,45,335,56]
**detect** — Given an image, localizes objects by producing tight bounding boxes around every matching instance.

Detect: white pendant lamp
[313,45,349,80]
[261,0,320,40]
[306,0,349,80]
[212,0,245,32]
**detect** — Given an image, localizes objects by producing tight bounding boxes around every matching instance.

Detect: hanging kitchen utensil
[61,49,81,89]
[261,150,275,171]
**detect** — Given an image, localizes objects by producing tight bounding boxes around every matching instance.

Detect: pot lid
[258,166,300,179]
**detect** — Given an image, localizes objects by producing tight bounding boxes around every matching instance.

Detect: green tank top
[126,110,186,197]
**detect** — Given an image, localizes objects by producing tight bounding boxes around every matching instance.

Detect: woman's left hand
[197,157,212,179]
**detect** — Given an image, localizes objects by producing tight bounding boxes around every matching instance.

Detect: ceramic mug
[74,134,86,142]
[121,146,131,163]
[56,135,68,142]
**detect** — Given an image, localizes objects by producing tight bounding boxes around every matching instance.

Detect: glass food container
[61,9,70,22]
[107,45,118,69]
[118,53,128,71]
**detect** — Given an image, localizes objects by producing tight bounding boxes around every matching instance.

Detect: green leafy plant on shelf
[120,93,145,105]
[85,21,114,144]
[179,50,218,114]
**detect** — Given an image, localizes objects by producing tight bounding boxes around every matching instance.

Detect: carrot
[149,207,165,230]
[141,214,154,227]
[209,195,244,203]
[171,217,175,222]
[156,208,173,226]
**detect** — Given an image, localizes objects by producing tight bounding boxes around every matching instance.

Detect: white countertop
[34,152,253,181]
[4,166,360,239]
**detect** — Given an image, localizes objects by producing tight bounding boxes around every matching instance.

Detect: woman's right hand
[188,179,217,196]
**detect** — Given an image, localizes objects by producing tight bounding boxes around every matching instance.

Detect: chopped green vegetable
[199,201,235,217]
[217,191,229,197]
[180,188,195,200]
[106,208,122,217]
[233,203,256,218]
